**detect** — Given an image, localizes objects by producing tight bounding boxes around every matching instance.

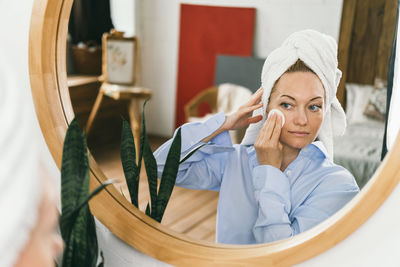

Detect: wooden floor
[91,135,219,242]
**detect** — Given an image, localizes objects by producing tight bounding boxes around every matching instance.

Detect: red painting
[175,4,255,128]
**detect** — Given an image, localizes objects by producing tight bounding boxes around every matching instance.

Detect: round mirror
[29,0,400,265]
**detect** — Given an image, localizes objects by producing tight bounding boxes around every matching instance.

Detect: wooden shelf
[67,75,101,87]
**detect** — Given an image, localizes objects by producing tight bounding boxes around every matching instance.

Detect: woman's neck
[280,144,301,172]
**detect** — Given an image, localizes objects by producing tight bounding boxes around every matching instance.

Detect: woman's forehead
[271,72,325,100]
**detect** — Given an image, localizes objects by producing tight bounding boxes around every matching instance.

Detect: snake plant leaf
[138,100,149,173]
[145,202,151,217]
[70,213,98,267]
[69,180,114,219]
[60,118,112,267]
[121,119,139,207]
[62,173,98,267]
[60,180,112,267]
[155,128,182,222]
[143,132,158,218]
[61,233,74,267]
[60,118,89,243]
[141,103,158,218]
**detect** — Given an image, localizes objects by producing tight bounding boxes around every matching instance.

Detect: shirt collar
[306,141,328,159]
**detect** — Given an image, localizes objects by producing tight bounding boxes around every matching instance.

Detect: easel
[86,30,151,158]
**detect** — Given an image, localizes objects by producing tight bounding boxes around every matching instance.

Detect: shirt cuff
[252,165,290,202]
[180,112,230,153]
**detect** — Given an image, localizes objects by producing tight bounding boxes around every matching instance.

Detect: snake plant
[60,118,111,267]
[121,101,203,223]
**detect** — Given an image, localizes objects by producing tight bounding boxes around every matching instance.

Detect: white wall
[136,0,343,136]
[110,0,136,36]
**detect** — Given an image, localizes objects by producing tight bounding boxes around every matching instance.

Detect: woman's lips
[289,131,310,137]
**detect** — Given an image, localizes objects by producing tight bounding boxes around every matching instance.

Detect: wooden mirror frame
[29,0,400,265]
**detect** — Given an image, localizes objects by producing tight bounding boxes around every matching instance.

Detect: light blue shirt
[154,113,360,245]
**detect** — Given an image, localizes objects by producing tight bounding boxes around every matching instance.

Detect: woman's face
[14,174,64,267]
[267,71,325,151]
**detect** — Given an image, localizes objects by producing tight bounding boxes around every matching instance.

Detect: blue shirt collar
[299,141,327,159]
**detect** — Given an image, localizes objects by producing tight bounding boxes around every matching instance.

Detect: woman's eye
[309,105,322,111]
[280,102,292,109]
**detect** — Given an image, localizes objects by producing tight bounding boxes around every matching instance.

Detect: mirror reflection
[65,0,395,244]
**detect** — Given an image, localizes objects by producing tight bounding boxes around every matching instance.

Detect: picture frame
[102,30,138,85]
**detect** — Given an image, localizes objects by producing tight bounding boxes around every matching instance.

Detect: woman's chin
[282,139,311,150]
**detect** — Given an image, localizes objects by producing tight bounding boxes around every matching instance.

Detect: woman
[154,30,359,245]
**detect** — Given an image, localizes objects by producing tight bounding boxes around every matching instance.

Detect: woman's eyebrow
[280,94,296,100]
[309,96,323,101]
[280,95,323,102]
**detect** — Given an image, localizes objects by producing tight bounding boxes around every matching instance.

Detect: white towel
[217,83,253,114]
[241,29,346,159]
[218,83,252,143]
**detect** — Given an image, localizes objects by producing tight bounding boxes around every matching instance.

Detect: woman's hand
[221,87,264,131]
[200,88,263,144]
[254,112,283,169]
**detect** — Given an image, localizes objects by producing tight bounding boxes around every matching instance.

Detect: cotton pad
[267,109,285,128]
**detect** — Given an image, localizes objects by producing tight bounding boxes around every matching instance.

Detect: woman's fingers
[247,114,263,124]
[229,88,264,130]
[248,87,264,106]
[254,111,283,168]
[258,113,282,143]
[255,116,271,148]
[261,112,277,140]
[242,103,263,115]
[237,88,263,121]
[270,115,282,143]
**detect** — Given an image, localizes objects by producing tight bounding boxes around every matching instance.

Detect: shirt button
[286,170,292,176]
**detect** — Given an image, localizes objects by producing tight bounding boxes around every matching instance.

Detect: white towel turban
[241,29,346,159]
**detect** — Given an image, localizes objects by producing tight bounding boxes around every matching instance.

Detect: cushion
[363,78,387,121]
[345,83,375,125]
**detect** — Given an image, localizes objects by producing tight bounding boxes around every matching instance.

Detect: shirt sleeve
[290,169,360,234]
[154,112,234,191]
[252,165,359,244]
[252,165,293,243]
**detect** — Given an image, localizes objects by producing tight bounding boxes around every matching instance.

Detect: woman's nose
[293,109,308,126]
